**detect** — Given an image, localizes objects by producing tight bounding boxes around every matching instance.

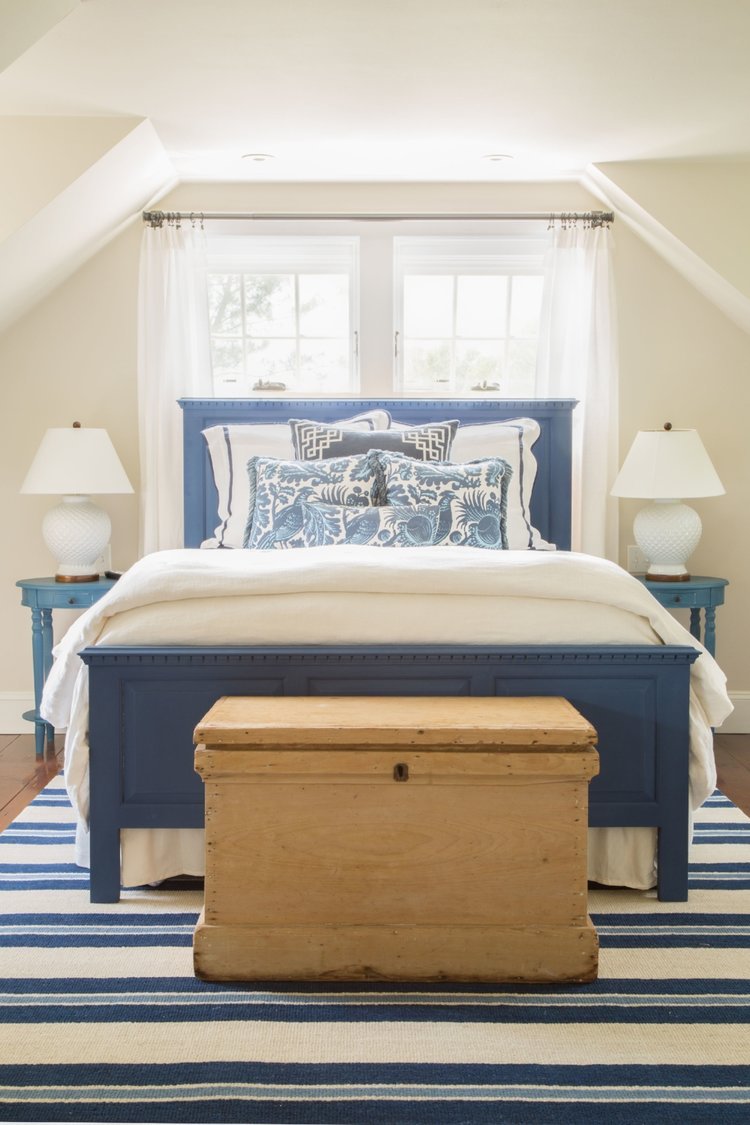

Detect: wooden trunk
[193,695,599,983]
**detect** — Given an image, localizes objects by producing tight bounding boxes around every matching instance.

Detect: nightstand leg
[689,607,701,644]
[30,607,56,757]
[704,607,717,658]
[30,608,46,758]
[40,609,56,751]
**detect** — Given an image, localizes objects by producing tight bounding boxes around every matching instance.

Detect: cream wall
[1,177,748,732]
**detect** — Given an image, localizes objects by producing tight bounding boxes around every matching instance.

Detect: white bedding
[42,546,733,891]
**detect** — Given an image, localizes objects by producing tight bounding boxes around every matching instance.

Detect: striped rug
[0,779,748,1124]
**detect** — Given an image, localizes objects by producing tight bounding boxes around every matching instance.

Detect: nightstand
[16,576,118,758]
[636,575,728,659]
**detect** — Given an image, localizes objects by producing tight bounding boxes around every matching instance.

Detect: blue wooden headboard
[179,398,577,550]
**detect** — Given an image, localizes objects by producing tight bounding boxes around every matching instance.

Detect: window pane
[300,340,350,391]
[510,275,544,336]
[456,275,507,337]
[208,274,242,334]
[211,337,244,381]
[245,274,295,337]
[246,338,296,382]
[404,276,453,337]
[299,274,348,337]
[403,340,452,392]
[505,338,538,393]
[455,340,502,392]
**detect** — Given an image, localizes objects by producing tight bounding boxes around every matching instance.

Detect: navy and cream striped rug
[0,778,748,1123]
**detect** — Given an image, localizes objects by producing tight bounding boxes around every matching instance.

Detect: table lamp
[21,423,133,582]
[611,423,724,581]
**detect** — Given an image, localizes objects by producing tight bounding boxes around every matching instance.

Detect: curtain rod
[143,209,614,227]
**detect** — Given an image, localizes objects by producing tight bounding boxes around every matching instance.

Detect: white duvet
[42,546,733,891]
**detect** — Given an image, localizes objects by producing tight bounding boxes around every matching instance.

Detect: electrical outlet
[627,545,649,573]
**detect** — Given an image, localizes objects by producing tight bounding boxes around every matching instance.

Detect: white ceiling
[2,0,750,182]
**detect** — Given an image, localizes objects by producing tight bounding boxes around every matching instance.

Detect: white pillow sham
[202,409,390,547]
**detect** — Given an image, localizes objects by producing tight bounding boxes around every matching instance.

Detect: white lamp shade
[611,429,724,500]
[20,427,133,496]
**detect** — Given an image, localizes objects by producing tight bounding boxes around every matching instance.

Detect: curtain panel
[137,224,212,554]
[536,225,619,559]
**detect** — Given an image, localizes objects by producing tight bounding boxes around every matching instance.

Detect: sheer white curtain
[137,222,212,554]
[536,223,619,560]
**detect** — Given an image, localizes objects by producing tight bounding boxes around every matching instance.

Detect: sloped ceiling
[585,162,750,336]
[1,0,749,332]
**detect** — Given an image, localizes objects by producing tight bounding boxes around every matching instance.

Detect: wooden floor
[1,731,750,833]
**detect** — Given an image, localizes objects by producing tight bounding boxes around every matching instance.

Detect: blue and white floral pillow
[376,452,513,550]
[243,453,383,549]
[298,501,458,547]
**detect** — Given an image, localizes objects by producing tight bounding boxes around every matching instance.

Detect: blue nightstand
[16,576,118,757]
[636,575,728,659]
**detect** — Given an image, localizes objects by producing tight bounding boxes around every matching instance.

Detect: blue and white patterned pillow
[298,500,462,548]
[376,452,512,550]
[289,418,458,462]
[202,410,389,547]
[243,453,383,549]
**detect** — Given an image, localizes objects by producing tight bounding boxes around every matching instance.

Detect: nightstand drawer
[655,589,704,609]
[60,589,100,608]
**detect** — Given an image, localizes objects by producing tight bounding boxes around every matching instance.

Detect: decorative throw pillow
[390,416,550,549]
[376,452,512,550]
[296,499,497,549]
[243,452,383,549]
[202,410,390,547]
[289,418,458,462]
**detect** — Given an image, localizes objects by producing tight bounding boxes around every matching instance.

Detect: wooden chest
[193,695,599,983]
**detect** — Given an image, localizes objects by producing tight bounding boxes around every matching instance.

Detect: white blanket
[43,546,733,890]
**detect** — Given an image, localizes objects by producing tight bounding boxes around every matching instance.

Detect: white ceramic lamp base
[633,499,702,581]
[42,495,111,582]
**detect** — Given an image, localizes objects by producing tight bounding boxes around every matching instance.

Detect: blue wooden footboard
[82,643,698,904]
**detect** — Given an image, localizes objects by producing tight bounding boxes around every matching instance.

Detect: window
[394,238,547,396]
[206,236,358,395]
[204,227,550,397]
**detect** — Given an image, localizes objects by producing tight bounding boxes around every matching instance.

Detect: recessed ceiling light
[242,152,275,162]
[483,153,513,162]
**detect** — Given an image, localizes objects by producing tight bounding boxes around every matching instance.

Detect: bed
[41,397,732,903]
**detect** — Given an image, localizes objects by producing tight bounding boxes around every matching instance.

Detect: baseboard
[718,692,750,735]
[0,693,34,735]
[2,690,749,735]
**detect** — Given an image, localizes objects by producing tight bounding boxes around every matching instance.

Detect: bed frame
[82,398,698,903]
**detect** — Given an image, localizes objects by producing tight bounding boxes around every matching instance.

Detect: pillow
[244,452,383,549]
[391,416,552,549]
[376,451,512,550]
[292,500,476,548]
[202,410,390,547]
[289,418,458,462]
